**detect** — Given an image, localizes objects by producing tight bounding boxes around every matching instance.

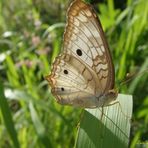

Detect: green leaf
[75,94,133,148]
[0,83,20,148]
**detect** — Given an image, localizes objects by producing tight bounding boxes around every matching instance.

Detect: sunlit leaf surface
[75,94,133,148]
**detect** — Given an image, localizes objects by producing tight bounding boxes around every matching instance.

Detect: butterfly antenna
[119,69,148,86]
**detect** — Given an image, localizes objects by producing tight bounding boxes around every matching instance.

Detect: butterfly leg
[100,107,104,121]
[108,100,130,119]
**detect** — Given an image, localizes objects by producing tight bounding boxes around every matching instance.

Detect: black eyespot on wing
[64,69,68,74]
[61,87,64,91]
[76,49,82,56]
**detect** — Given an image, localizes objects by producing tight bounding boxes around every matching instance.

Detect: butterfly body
[46,0,118,108]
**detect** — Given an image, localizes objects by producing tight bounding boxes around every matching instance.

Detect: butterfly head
[103,89,118,106]
[108,89,118,99]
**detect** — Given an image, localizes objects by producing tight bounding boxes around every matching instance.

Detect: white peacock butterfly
[45,0,118,108]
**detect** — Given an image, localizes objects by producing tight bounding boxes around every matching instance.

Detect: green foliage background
[0,0,148,147]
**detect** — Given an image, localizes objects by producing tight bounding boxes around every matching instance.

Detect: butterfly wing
[46,0,116,107]
[64,0,115,92]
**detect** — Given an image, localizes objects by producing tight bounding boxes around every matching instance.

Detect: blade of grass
[29,101,53,148]
[5,55,19,87]
[75,94,133,148]
[42,22,65,38]
[51,39,61,63]
[0,83,20,148]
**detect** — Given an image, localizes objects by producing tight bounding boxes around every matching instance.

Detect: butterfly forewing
[46,0,117,108]
[63,0,114,92]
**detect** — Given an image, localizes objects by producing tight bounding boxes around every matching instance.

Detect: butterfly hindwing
[46,53,101,107]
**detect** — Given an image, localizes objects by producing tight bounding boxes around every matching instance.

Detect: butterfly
[45,0,118,108]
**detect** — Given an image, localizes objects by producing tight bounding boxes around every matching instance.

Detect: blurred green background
[0,0,148,147]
